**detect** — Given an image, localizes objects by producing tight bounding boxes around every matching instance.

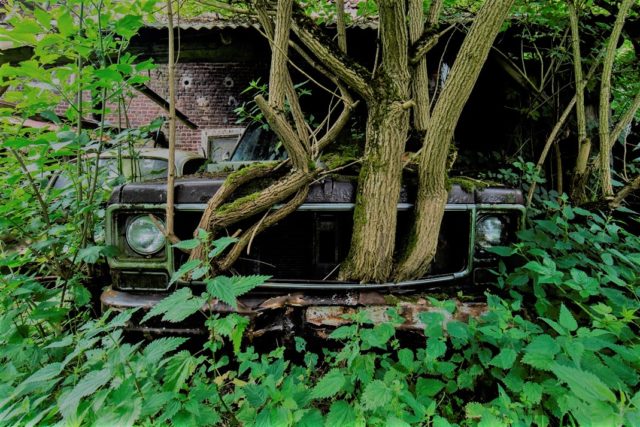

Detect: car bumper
[101,287,487,335]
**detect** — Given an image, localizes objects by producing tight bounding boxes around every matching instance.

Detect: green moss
[216,192,260,215]
[321,152,358,170]
[448,176,491,193]
[227,162,275,185]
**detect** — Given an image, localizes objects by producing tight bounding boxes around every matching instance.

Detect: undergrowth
[1,200,639,426]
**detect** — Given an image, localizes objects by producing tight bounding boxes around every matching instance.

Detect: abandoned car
[100,127,525,333]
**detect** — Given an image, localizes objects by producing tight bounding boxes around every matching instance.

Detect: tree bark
[408,0,431,131]
[165,0,177,239]
[610,174,640,208]
[395,0,515,281]
[339,0,410,283]
[599,0,634,198]
[568,0,591,204]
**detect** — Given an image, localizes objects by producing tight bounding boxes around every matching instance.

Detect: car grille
[172,209,472,283]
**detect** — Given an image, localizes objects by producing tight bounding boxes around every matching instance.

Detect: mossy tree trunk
[395,0,515,280]
[598,0,635,199]
[188,0,514,283]
[338,0,410,282]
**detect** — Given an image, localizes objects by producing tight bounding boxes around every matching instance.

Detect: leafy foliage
[0,1,639,426]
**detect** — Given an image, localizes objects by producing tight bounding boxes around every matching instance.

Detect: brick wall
[109,62,268,153]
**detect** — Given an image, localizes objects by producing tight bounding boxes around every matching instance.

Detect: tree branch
[165,0,177,239]
[610,174,640,208]
[267,0,293,110]
[408,0,431,130]
[409,24,454,65]
[291,6,373,100]
[255,94,309,170]
[208,170,315,229]
[315,87,357,153]
[526,96,576,207]
[335,0,347,54]
[217,186,310,271]
[608,90,640,150]
[255,3,310,144]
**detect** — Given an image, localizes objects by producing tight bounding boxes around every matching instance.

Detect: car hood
[109,177,524,205]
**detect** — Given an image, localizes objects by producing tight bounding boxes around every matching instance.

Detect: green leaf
[243,383,268,407]
[522,382,543,405]
[76,245,110,264]
[433,416,453,427]
[329,325,358,340]
[34,9,52,28]
[164,351,198,392]
[490,348,517,370]
[310,369,345,399]
[361,323,395,350]
[141,288,205,323]
[209,236,238,258]
[398,348,414,370]
[416,378,445,398]
[95,68,123,82]
[172,239,201,250]
[143,337,188,365]
[58,368,111,419]
[447,321,470,343]
[487,246,515,256]
[170,259,202,284]
[298,409,324,427]
[522,334,560,370]
[228,275,269,297]
[600,252,614,266]
[206,277,237,309]
[426,337,447,360]
[361,380,392,411]
[559,304,578,332]
[189,266,209,281]
[21,362,64,386]
[44,336,73,349]
[551,363,616,403]
[387,416,412,427]
[325,401,355,427]
[56,13,75,37]
[114,15,144,38]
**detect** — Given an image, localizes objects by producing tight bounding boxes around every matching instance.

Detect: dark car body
[101,175,524,334]
[100,125,524,335]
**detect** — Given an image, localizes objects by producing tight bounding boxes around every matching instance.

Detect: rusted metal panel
[305,300,487,331]
[101,288,487,334]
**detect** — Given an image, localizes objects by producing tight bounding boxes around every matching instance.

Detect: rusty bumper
[101,288,487,334]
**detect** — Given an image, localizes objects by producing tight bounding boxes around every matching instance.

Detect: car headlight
[126,215,165,255]
[476,216,504,248]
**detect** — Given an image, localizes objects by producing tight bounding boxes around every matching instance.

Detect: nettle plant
[0,1,160,305]
[1,203,639,425]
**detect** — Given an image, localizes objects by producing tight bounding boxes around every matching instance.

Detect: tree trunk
[165,0,177,239]
[599,0,635,198]
[568,0,591,204]
[339,99,409,282]
[339,0,410,283]
[395,0,515,281]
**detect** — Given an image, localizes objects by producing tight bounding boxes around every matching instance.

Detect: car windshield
[52,156,168,189]
[231,125,287,161]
